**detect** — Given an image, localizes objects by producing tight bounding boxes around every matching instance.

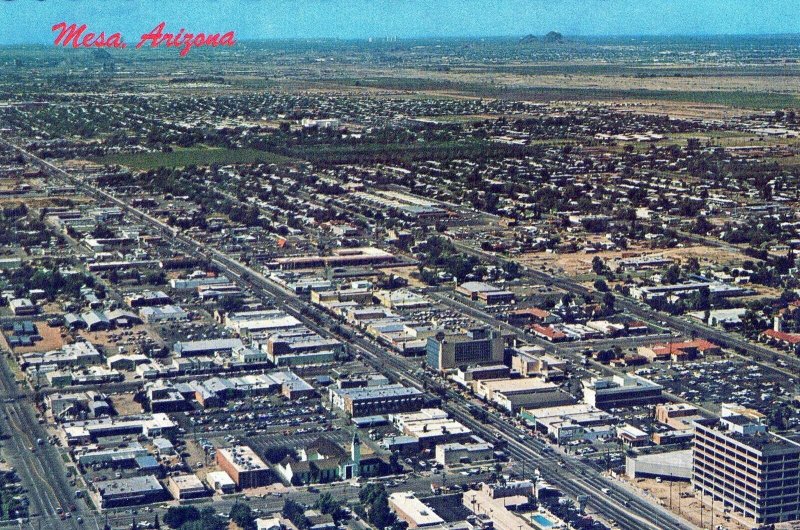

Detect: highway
[0,353,82,529]
[0,138,699,529]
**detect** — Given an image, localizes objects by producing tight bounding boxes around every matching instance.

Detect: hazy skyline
[2,0,800,45]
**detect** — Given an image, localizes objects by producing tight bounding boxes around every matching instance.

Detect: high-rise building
[692,416,800,525]
[425,328,504,371]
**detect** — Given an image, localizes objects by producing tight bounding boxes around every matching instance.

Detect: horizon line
[3,31,800,47]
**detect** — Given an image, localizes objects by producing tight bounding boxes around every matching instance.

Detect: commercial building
[475,378,576,413]
[329,384,424,417]
[264,330,342,367]
[388,492,445,528]
[76,442,150,467]
[637,339,721,362]
[510,351,566,381]
[692,416,800,525]
[520,403,616,445]
[451,364,510,387]
[456,282,515,305]
[21,341,102,370]
[435,438,494,466]
[166,474,208,500]
[391,409,472,449]
[426,328,504,372]
[216,445,272,489]
[62,413,176,445]
[626,449,693,480]
[225,310,303,336]
[95,475,167,509]
[174,338,244,357]
[126,290,172,308]
[582,374,663,409]
[140,305,188,323]
[272,247,397,270]
[206,470,236,494]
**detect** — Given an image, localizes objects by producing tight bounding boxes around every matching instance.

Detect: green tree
[593,279,609,292]
[315,492,345,521]
[163,506,199,528]
[230,503,256,530]
[591,256,605,275]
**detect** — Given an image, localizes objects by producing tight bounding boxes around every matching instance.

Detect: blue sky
[1,0,799,45]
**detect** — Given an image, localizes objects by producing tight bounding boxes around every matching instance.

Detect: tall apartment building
[692,416,800,525]
[425,328,504,372]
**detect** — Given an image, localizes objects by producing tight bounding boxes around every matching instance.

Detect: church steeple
[351,431,361,477]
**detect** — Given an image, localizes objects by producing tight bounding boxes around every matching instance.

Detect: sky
[1,0,800,45]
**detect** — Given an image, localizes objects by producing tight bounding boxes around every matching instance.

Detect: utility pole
[700,490,704,529]
[711,493,714,530]
[669,480,673,509]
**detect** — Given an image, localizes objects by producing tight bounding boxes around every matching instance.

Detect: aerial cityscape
[2,5,800,530]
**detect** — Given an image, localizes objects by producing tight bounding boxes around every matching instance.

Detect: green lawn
[94,147,292,170]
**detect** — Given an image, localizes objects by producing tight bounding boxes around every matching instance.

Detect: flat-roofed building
[626,449,692,480]
[426,328,504,372]
[582,374,663,409]
[166,474,208,500]
[475,378,576,413]
[435,438,494,466]
[329,384,424,417]
[692,415,800,525]
[174,338,244,357]
[216,445,272,489]
[391,409,472,449]
[272,247,396,271]
[95,475,167,509]
[9,298,37,316]
[388,492,445,528]
[206,470,236,494]
[693,416,800,525]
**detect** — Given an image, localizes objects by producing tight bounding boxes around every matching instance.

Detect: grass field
[282,140,539,165]
[94,146,292,170]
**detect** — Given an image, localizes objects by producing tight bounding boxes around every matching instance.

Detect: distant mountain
[520,31,564,44]
[92,49,113,62]
[543,31,564,43]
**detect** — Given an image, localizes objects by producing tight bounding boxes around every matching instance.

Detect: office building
[693,416,800,524]
[329,384,424,417]
[426,328,504,372]
[582,374,663,408]
[216,445,272,489]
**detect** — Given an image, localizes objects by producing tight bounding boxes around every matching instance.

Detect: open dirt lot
[624,476,754,530]
[109,392,143,416]
[518,244,747,277]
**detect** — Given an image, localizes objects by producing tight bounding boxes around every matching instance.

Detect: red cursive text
[51,22,125,49]
[136,22,236,57]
